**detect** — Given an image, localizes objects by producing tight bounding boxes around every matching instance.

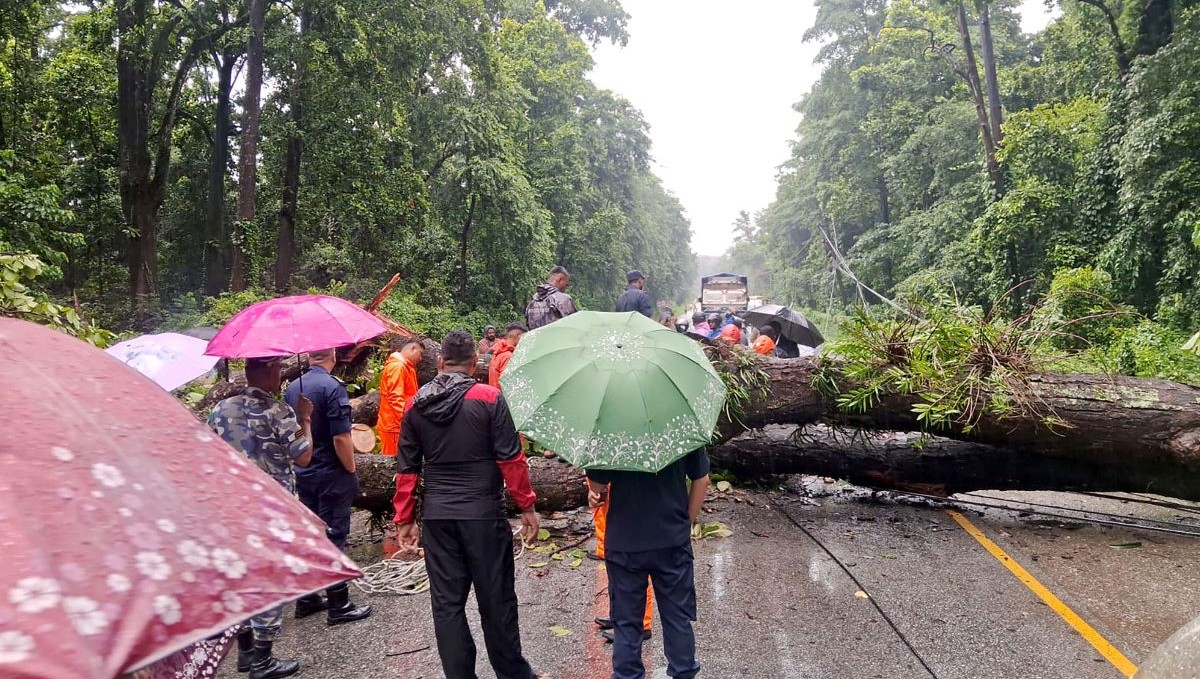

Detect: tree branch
[1076,0,1131,75]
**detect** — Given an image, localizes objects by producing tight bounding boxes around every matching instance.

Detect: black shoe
[235,629,256,672]
[294,594,327,620]
[325,583,372,626]
[586,550,603,561]
[248,641,300,679]
[600,628,652,643]
[594,617,614,630]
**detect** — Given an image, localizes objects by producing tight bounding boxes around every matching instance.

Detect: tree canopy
[733,0,1200,337]
[0,0,695,332]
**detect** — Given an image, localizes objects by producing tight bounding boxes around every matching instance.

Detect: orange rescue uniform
[593,490,654,631]
[377,353,418,457]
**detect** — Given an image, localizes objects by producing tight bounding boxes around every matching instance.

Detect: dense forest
[0,0,695,336]
[720,0,1200,378]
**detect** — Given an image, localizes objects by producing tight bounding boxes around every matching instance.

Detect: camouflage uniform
[208,387,308,494]
[208,386,310,642]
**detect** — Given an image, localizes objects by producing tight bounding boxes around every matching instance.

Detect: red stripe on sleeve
[392,472,419,524]
[497,451,536,511]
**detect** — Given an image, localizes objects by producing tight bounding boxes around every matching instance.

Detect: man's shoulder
[465,382,501,404]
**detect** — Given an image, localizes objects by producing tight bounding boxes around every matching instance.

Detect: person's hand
[520,509,540,544]
[295,395,314,424]
[588,488,604,509]
[394,522,420,552]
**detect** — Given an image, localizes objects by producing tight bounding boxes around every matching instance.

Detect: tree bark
[977,1,1004,144]
[458,194,477,300]
[274,3,309,293]
[352,453,588,515]
[953,1,1004,196]
[715,425,1200,500]
[204,51,237,296]
[232,0,269,292]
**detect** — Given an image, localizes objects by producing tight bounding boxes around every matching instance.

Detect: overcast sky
[588,0,1059,257]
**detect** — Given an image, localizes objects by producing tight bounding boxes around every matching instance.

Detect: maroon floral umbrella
[0,319,363,678]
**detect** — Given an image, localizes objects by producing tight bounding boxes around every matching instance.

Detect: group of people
[686,309,807,359]
[207,265,711,679]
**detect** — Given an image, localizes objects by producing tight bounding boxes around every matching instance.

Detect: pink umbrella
[105,333,220,392]
[0,319,363,679]
[204,295,388,359]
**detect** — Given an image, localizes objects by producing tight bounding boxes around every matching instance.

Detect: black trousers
[296,469,358,550]
[607,543,700,679]
[423,519,535,679]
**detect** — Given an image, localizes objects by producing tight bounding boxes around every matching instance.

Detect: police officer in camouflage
[208,357,314,679]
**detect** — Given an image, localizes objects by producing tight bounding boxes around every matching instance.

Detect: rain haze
[589,0,1060,258]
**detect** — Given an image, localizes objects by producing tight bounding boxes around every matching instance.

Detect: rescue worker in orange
[487,323,526,390]
[752,324,778,356]
[591,489,654,644]
[377,336,424,457]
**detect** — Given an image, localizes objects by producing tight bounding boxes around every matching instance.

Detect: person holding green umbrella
[501,311,724,679]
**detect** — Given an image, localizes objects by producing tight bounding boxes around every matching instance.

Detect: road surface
[219,485,1200,678]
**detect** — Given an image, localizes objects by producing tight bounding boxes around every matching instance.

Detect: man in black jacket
[393,330,544,679]
[616,270,653,318]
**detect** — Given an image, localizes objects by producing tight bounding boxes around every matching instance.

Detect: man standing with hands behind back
[587,448,711,679]
[393,330,546,679]
[285,348,373,626]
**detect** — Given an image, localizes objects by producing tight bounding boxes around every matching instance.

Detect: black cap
[626,270,645,283]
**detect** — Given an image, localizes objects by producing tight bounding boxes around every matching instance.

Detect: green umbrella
[500,311,727,472]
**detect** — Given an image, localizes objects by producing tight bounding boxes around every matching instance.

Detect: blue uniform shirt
[285,365,353,475]
[586,448,711,553]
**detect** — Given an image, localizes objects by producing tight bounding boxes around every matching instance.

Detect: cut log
[352,453,587,516]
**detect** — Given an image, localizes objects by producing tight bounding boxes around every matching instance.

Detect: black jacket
[616,285,653,318]
[393,372,535,521]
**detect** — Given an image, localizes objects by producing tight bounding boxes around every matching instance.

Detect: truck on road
[698,273,749,314]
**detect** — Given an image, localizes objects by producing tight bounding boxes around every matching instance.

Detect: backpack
[525,290,563,330]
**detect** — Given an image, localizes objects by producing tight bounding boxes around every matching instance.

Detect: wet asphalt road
[219,486,1200,679]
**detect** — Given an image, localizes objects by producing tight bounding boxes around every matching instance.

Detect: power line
[771,495,944,679]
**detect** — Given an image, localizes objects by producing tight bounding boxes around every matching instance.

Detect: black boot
[325,583,372,626]
[293,594,327,620]
[235,629,256,672]
[248,640,300,679]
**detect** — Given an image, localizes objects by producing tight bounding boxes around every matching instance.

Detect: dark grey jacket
[615,285,653,318]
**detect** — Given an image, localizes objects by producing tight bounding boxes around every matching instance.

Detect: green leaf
[549,625,573,637]
[568,558,583,568]
[551,553,565,561]
[536,528,551,541]
[716,480,732,493]
[529,562,549,568]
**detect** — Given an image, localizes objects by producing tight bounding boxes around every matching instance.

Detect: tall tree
[231,0,269,292]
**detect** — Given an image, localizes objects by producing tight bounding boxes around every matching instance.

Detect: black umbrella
[744,304,825,348]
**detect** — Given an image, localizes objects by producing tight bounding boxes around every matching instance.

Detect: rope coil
[354,527,527,596]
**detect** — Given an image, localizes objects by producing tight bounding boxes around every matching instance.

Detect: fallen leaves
[549,625,573,637]
[692,522,733,540]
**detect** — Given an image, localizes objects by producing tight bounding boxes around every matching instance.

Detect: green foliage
[377,295,513,343]
[0,0,692,334]
[1036,266,1137,350]
[1104,322,1200,384]
[0,253,112,346]
[819,301,1070,432]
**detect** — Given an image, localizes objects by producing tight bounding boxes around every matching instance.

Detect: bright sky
[589,0,1060,257]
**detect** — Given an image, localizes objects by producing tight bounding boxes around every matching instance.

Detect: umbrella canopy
[0,319,362,679]
[744,304,825,348]
[500,311,727,472]
[204,294,387,359]
[105,333,220,392]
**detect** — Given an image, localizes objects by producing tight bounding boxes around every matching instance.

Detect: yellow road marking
[947,509,1138,678]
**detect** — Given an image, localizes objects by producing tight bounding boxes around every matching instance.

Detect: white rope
[354,528,526,596]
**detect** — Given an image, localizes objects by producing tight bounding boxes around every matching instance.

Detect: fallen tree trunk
[352,421,1200,514]
[353,453,587,515]
[727,358,1200,475]
[716,425,1200,500]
